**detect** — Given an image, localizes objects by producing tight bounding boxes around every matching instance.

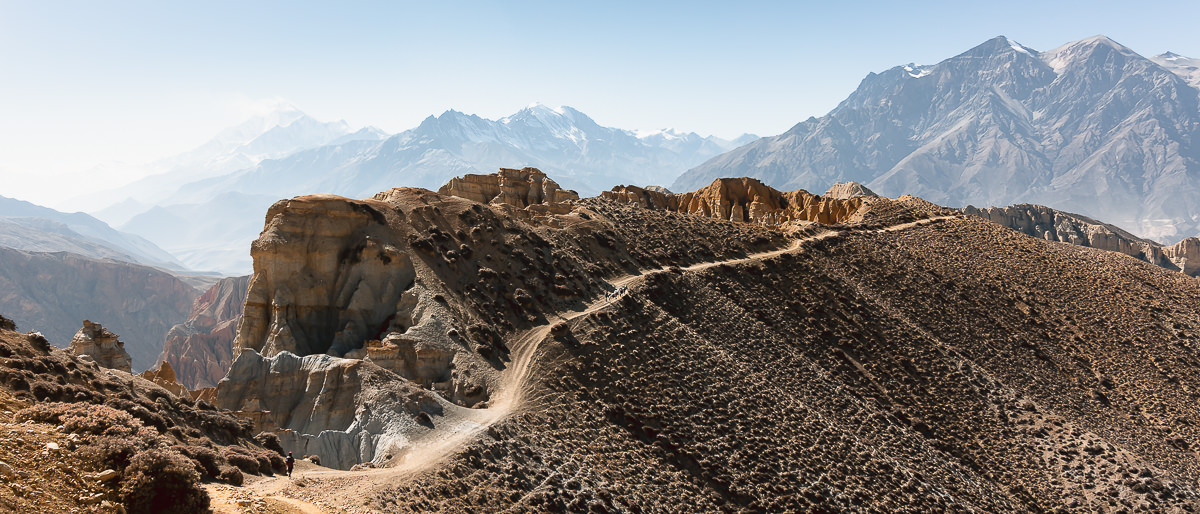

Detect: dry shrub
[120,449,210,514]
[254,431,285,456]
[173,445,222,479]
[16,402,142,437]
[218,466,244,486]
[85,436,140,471]
[221,446,261,475]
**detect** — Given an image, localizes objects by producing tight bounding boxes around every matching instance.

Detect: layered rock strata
[601,177,866,228]
[139,360,190,397]
[157,275,250,390]
[67,320,132,372]
[437,167,578,208]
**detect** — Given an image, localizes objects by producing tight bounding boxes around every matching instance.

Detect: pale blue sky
[3,0,1199,202]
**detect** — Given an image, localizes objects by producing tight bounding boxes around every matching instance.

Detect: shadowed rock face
[235,195,417,358]
[68,320,132,372]
[158,275,250,390]
[602,177,866,227]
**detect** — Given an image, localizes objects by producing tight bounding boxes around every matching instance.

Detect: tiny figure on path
[286,451,295,477]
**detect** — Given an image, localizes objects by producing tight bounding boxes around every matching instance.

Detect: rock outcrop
[139,360,189,397]
[601,177,866,228]
[437,167,578,209]
[0,246,198,371]
[157,275,250,390]
[1164,238,1200,276]
[220,169,799,471]
[68,320,132,372]
[962,204,1200,276]
[216,350,447,470]
[824,181,877,200]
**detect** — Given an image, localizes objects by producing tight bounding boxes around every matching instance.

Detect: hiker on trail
[286,452,295,477]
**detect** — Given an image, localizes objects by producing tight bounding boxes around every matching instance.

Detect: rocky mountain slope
[157,276,250,390]
[206,169,1200,511]
[679,35,1200,244]
[0,247,198,371]
[0,314,291,512]
[964,203,1200,276]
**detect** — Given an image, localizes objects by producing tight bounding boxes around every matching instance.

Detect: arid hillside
[208,169,1200,512]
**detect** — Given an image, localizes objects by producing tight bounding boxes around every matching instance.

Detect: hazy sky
[3,0,1199,205]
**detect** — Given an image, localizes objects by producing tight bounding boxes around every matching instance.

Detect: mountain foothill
[3,34,1200,511]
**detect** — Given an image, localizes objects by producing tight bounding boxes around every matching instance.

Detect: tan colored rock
[1164,238,1200,276]
[68,320,132,372]
[139,361,189,397]
[601,177,866,228]
[157,275,249,390]
[824,181,877,200]
[235,195,417,358]
[961,204,1190,274]
[438,167,578,208]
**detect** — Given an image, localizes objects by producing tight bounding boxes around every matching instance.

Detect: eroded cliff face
[220,171,796,470]
[437,167,578,208]
[601,177,867,228]
[962,204,1200,276]
[235,195,417,358]
[68,320,132,372]
[158,275,250,390]
[216,350,447,469]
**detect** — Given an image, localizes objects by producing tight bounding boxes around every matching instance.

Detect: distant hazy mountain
[83,104,385,225]
[174,104,753,204]
[117,104,751,274]
[1151,51,1200,90]
[678,36,1200,243]
[0,194,185,270]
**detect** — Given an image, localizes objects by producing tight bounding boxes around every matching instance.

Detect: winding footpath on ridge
[207,214,959,513]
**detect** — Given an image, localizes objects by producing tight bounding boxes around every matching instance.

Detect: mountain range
[99,104,752,274]
[677,35,1200,244]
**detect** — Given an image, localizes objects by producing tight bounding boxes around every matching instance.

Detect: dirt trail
[209,214,959,512]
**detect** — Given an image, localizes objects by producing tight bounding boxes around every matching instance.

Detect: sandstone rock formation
[220,169,794,471]
[67,320,132,372]
[437,167,578,209]
[157,275,250,390]
[0,246,198,371]
[824,181,877,199]
[962,204,1200,276]
[601,177,866,228]
[139,360,189,397]
[1164,238,1200,276]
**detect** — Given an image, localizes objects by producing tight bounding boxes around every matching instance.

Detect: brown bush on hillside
[120,449,210,514]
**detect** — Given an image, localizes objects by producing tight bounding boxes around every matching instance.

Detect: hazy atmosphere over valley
[3,1,1200,512]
